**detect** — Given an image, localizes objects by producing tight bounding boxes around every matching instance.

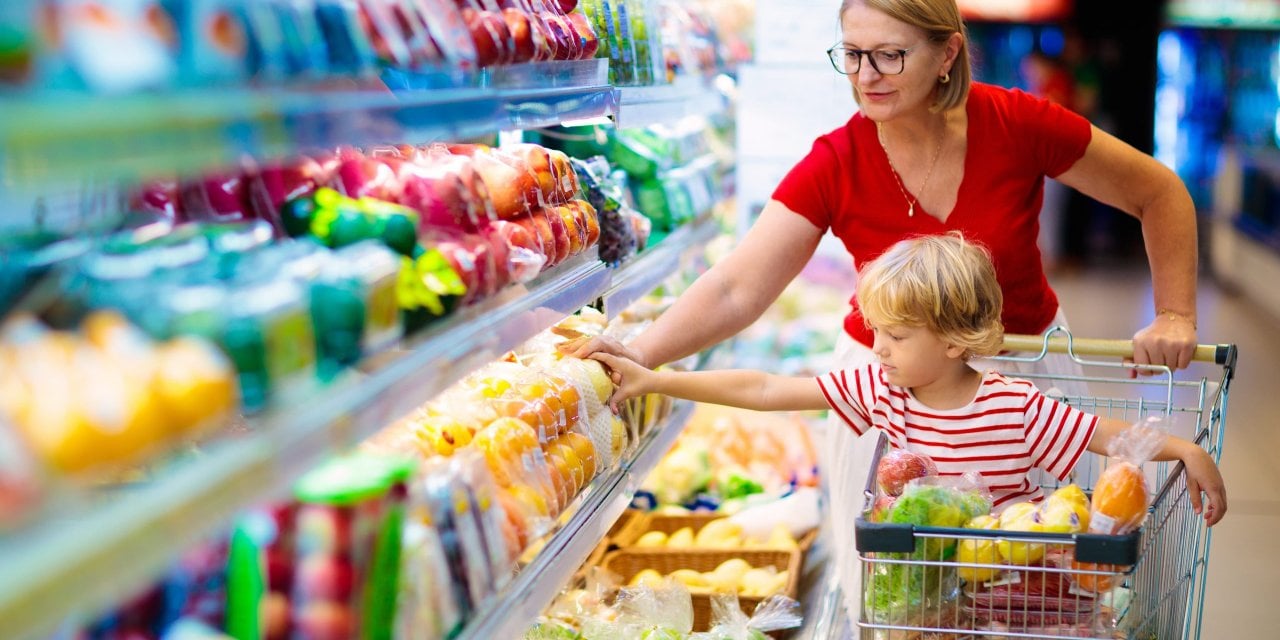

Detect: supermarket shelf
[613,76,729,129]
[456,400,696,640]
[0,251,609,640]
[0,63,616,186]
[600,214,722,319]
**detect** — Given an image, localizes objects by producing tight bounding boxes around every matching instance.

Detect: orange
[1090,462,1148,534]
[1070,558,1126,593]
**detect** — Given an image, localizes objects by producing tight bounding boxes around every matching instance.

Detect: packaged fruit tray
[614,512,819,553]
[599,548,801,632]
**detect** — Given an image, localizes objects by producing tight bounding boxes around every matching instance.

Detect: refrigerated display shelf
[457,400,696,640]
[0,63,618,186]
[0,218,720,639]
[614,76,730,129]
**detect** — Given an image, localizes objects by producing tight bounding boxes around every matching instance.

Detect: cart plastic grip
[1003,334,1232,365]
[854,519,918,554]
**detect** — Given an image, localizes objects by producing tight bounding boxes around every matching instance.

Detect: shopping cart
[854,327,1236,640]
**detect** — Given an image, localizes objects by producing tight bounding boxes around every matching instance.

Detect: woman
[567,0,1199,625]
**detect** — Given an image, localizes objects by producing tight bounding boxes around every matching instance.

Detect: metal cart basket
[854,328,1236,640]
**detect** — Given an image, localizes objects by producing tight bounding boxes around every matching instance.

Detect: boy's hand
[589,352,655,413]
[1181,445,1227,526]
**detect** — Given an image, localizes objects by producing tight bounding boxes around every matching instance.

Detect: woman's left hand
[1132,313,1197,373]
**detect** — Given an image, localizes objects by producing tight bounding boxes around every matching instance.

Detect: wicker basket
[615,512,819,553]
[606,509,650,547]
[599,548,802,631]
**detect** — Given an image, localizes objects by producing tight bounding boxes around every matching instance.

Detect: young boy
[591,233,1226,523]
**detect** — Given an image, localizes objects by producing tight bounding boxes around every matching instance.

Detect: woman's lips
[862,91,892,101]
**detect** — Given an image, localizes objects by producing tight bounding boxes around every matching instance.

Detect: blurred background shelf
[613,76,729,129]
[455,400,695,640]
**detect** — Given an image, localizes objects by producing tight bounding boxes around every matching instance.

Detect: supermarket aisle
[1049,264,1280,637]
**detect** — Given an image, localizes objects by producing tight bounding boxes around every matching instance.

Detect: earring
[939,71,951,84]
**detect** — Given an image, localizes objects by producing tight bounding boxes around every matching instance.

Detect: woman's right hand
[587,352,654,413]
[557,334,648,368]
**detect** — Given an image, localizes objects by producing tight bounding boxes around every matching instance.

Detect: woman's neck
[909,363,983,410]
[878,108,951,147]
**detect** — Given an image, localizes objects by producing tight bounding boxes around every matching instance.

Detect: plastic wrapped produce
[688,593,802,640]
[1090,416,1167,535]
[571,156,637,265]
[876,449,937,497]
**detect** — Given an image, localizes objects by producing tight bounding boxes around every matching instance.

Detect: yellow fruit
[997,502,1047,565]
[153,338,237,434]
[667,527,695,548]
[669,569,709,590]
[740,568,776,597]
[611,417,627,458]
[957,537,1002,583]
[966,514,999,529]
[629,569,665,589]
[635,531,668,547]
[580,359,615,404]
[762,524,799,550]
[711,558,752,587]
[694,519,743,548]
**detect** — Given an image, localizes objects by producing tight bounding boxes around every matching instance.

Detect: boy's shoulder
[977,369,1041,396]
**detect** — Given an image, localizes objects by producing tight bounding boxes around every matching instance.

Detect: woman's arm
[1086,416,1226,525]
[1055,126,1199,370]
[566,200,825,368]
[590,352,830,413]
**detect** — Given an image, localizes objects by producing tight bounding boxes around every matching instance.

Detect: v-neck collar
[867,95,975,226]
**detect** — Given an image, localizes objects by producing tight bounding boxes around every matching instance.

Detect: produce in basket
[956,515,1001,583]
[876,449,937,497]
[1089,416,1172,536]
[687,593,802,640]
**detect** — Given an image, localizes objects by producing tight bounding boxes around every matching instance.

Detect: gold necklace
[877,120,946,218]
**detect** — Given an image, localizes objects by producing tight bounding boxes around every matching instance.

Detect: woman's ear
[942,32,964,74]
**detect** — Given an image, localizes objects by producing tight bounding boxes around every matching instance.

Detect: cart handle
[1003,333,1237,368]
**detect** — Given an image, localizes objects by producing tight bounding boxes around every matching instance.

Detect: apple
[483,219,546,273]
[547,149,579,201]
[554,0,578,13]
[330,156,401,203]
[565,11,597,59]
[295,601,356,640]
[869,494,895,522]
[132,179,180,220]
[504,143,557,203]
[265,546,295,593]
[513,213,557,268]
[570,199,600,247]
[502,8,535,63]
[461,6,500,67]
[876,449,937,497]
[539,207,572,265]
[295,555,356,601]
[246,156,326,236]
[555,204,586,256]
[178,170,251,223]
[463,151,529,220]
[262,591,290,640]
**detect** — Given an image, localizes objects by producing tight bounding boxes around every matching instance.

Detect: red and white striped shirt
[817,365,1098,509]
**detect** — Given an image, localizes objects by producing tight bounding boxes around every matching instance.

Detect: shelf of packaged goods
[0,65,616,187]
[456,399,696,640]
[600,214,722,319]
[0,250,609,640]
[1165,15,1280,30]
[613,75,729,129]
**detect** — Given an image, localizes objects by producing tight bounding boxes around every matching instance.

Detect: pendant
[908,203,915,217]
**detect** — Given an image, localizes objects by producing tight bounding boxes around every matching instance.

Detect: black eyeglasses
[826,45,917,75]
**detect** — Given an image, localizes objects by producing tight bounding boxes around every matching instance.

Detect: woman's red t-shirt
[772,82,1093,347]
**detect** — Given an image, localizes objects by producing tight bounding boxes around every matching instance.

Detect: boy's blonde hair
[856,232,1003,358]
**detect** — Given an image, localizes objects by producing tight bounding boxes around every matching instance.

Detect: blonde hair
[856,232,1003,358]
[840,0,972,113]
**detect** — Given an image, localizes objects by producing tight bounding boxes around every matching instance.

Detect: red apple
[539,206,571,265]
[554,0,578,13]
[468,151,530,219]
[870,494,896,522]
[502,8,535,62]
[876,449,938,497]
[295,555,356,601]
[505,143,557,204]
[178,170,251,223]
[565,11,598,59]
[331,156,401,202]
[296,601,356,640]
[132,179,180,220]
[513,213,556,268]
[541,13,578,60]
[246,156,326,236]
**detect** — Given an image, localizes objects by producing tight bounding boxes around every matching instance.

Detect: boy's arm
[1087,417,1227,525]
[589,352,830,412]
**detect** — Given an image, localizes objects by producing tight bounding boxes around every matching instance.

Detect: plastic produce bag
[1089,415,1168,535]
[581,580,694,640]
[689,593,802,640]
